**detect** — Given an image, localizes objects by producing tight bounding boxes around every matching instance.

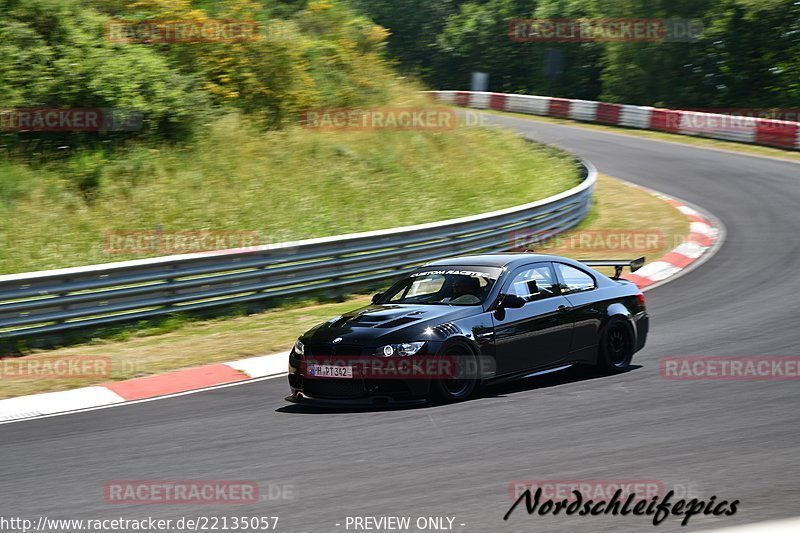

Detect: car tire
[597,318,634,373]
[429,344,479,403]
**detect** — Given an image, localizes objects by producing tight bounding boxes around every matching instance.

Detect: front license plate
[308,364,353,379]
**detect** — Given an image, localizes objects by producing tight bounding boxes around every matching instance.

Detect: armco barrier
[569,100,598,122]
[756,120,799,149]
[618,105,653,129]
[650,109,682,133]
[0,162,596,342]
[596,102,622,124]
[548,98,571,118]
[430,90,800,151]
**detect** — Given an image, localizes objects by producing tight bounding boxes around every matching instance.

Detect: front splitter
[284,392,426,409]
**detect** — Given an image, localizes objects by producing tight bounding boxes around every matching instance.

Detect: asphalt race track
[2,115,799,533]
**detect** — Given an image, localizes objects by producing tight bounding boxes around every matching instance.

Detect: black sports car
[287,253,648,405]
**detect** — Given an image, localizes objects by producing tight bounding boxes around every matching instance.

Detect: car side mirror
[371,292,384,304]
[498,293,525,309]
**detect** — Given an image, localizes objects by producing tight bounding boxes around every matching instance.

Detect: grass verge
[538,175,689,274]
[0,111,579,274]
[0,173,689,399]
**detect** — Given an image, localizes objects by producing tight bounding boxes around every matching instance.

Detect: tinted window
[557,263,596,293]
[508,264,558,302]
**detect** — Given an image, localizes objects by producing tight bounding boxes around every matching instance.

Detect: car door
[492,262,575,375]
[554,262,602,363]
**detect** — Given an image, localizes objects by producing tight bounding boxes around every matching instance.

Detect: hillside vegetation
[0,115,580,273]
[0,0,582,273]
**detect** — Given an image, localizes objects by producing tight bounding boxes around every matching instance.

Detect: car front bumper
[287,353,432,402]
[285,391,426,408]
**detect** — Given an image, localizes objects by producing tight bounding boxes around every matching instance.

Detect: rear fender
[600,305,637,352]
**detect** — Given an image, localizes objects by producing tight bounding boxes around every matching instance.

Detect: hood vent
[374,317,418,329]
[333,314,388,328]
[434,323,460,337]
[330,316,351,328]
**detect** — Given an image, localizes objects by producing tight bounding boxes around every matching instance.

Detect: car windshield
[382,267,502,306]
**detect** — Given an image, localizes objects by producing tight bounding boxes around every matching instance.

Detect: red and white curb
[624,189,724,291]
[0,352,289,424]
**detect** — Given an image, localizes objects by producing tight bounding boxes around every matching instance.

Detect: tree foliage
[351,0,800,108]
[0,0,399,146]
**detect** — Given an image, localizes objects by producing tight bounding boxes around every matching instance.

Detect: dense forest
[0,0,797,153]
[0,0,402,146]
[350,0,800,109]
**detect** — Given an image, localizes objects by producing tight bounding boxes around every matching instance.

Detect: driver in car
[443,275,482,305]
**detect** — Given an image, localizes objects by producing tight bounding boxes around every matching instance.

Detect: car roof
[424,253,571,270]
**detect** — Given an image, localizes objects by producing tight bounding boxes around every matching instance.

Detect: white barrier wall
[505,94,551,115]
[569,100,599,122]
[618,105,654,129]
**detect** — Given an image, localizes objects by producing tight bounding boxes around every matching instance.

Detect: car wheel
[598,319,634,373]
[430,345,479,403]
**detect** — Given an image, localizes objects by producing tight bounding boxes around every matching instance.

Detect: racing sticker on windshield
[410,270,494,278]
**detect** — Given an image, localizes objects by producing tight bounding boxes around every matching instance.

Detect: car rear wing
[580,257,645,280]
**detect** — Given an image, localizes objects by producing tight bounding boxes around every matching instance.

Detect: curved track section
[1,116,798,532]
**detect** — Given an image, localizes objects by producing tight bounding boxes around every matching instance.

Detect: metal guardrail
[0,160,596,342]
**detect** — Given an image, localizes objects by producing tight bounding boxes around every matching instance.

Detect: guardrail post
[165,264,179,312]
[58,276,71,330]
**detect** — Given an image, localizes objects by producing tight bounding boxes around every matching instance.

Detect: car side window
[507,264,558,302]
[556,263,596,294]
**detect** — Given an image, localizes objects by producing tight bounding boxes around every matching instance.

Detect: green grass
[0,111,580,274]
[544,174,689,278]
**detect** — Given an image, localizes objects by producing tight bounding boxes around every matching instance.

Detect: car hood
[302,303,481,346]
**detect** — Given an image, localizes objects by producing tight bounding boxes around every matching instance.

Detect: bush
[0,0,403,149]
[0,0,210,145]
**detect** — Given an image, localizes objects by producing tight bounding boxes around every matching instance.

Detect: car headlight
[294,339,305,356]
[376,342,425,357]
